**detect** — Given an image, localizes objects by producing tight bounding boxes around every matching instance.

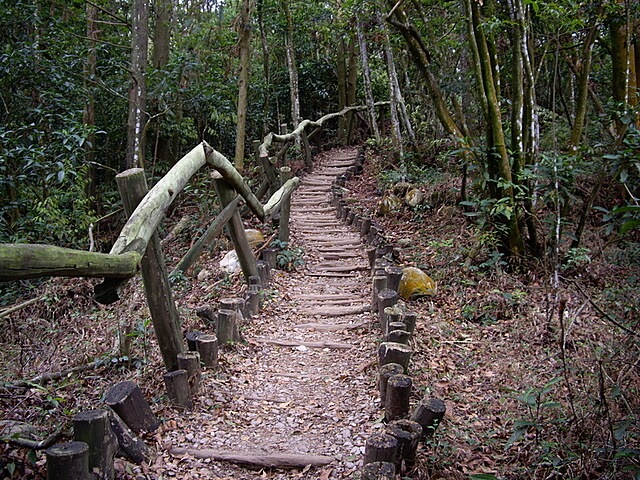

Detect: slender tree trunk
[357,17,381,141]
[507,0,539,255]
[568,12,599,149]
[466,0,525,259]
[378,12,403,155]
[337,35,348,145]
[126,0,149,169]
[83,2,98,200]
[152,0,173,165]
[608,0,631,133]
[346,34,358,144]
[385,3,464,141]
[283,0,300,135]
[257,0,271,137]
[234,0,253,171]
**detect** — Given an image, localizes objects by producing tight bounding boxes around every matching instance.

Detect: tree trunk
[257,0,271,137]
[151,0,173,166]
[568,11,600,149]
[283,0,300,135]
[386,3,465,142]
[346,34,358,144]
[379,12,403,155]
[125,0,149,169]
[336,35,348,145]
[466,0,525,259]
[357,18,381,141]
[235,0,253,171]
[83,2,98,201]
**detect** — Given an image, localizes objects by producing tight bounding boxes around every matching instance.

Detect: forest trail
[162,147,380,479]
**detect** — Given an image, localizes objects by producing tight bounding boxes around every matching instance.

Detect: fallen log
[170,447,334,468]
[0,244,139,282]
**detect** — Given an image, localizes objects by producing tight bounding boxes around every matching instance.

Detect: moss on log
[0,244,140,281]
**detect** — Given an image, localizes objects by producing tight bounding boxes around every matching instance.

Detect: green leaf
[620,219,640,235]
[469,474,499,480]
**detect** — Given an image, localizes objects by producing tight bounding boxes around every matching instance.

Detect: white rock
[219,249,241,273]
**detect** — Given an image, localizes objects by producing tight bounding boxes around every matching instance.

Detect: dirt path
[159,148,380,479]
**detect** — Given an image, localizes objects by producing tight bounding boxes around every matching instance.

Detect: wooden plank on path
[292,321,368,331]
[292,293,361,301]
[250,337,353,349]
[170,448,334,468]
[305,271,359,278]
[308,263,369,272]
[316,245,363,252]
[306,236,361,245]
[291,207,333,213]
[298,304,371,316]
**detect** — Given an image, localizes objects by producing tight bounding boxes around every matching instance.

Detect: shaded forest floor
[1,145,639,479]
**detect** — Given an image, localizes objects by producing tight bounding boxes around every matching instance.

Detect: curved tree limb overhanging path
[160,148,381,479]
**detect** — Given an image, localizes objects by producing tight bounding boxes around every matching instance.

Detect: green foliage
[377,152,444,191]
[506,377,563,450]
[564,247,591,270]
[271,239,305,271]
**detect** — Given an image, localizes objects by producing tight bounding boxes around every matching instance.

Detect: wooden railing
[0,103,387,371]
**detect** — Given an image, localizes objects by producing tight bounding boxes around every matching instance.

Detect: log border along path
[164,147,381,479]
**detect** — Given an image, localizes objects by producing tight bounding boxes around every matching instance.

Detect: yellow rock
[405,188,424,207]
[244,229,264,248]
[377,194,403,216]
[399,267,437,300]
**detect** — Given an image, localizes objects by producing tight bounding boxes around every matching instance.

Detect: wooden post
[278,166,292,243]
[410,397,446,439]
[378,363,404,404]
[363,433,398,466]
[107,411,150,464]
[177,351,202,396]
[104,381,160,434]
[400,311,417,335]
[262,248,277,269]
[195,334,218,368]
[361,462,396,480]
[385,374,412,422]
[387,329,411,345]
[378,342,412,372]
[219,297,245,339]
[217,309,237,345]
[384,266,404,292]
[245,284,261,317]
[185,331,202,351]
[163,370,193,411]
[361,217,372,239]
[116,168,184,371]
[171,195,241,275]
[256,260,270,286]
[46,441,90,480]
[386,320,406,333]
[213,173,259,282]
[377,289,398,332]
[73,409,117,480]
[385,419,422,469]
[301,129,313,171]
[372,276,387,314]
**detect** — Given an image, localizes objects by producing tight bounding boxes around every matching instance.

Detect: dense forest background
[1,1,640,478]
[1,0,638,263]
